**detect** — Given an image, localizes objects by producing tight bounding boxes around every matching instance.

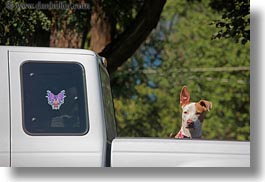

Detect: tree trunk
[49,12,83,48]
[90,0,114,53]
[49,0,88,48]
[100,0,167,74]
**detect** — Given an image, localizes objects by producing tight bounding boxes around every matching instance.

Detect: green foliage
[0,0,143,47]
[209,0,250,44]
[102,0,143,33]
[0,0,50,45]
[113,0,250,141]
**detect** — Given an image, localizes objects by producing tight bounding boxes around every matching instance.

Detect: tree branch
[99,0,167,74]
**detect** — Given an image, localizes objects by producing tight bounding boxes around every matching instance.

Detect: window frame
[98,62,117,143]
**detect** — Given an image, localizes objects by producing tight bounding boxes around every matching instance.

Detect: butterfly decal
[46,90,66,110]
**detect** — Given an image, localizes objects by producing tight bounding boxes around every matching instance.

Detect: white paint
[0,47,10,167]
[111,138,250,167]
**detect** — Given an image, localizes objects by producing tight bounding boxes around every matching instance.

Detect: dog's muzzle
[186,119,194,128]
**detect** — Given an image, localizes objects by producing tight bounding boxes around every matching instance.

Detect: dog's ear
[198,100,212,111]
[180,86,190,108]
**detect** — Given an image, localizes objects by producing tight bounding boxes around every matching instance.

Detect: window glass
[21,62,89,135]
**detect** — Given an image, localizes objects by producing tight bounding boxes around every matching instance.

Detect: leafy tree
[209,0,250,44]
[1,0,249,71]
[91,0,166,74]
[49,0,90,48]
[0,0,50,45]
[0,0,166,74]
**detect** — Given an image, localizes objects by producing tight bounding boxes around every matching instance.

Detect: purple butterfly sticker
[46,90,66,110]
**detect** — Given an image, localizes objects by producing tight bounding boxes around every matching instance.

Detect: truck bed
[111,138,250,167]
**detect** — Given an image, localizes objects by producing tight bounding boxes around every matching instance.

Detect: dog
[172,86,212,139]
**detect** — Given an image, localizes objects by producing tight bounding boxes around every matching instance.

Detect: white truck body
[111,139,250,167]
[0,46,250,167]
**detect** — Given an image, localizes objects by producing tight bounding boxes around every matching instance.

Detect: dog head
[180,86,212,138]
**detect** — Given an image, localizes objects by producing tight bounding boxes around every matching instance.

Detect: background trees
[0,0,250,140]
[0,0,50,46]
[0,0,166,74]
[112,0,250,140]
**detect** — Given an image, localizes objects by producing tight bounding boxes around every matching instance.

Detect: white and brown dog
[173,86,212,139]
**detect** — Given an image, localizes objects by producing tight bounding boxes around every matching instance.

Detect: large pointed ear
[180,86,190,108]
[198,100,212,111]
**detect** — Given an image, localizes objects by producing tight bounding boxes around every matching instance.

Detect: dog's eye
[183,111,188,114]
[196,112,201,115]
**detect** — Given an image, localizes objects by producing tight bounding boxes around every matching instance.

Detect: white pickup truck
[0,46,250,167]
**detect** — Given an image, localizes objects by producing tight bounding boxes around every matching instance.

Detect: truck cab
[0,46,250,167]
[0,46,116,167]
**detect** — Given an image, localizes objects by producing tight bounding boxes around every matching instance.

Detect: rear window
[21,62,89,135]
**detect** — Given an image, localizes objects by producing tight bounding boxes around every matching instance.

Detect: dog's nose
[187,119,193,125]
[187,119,194,128]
